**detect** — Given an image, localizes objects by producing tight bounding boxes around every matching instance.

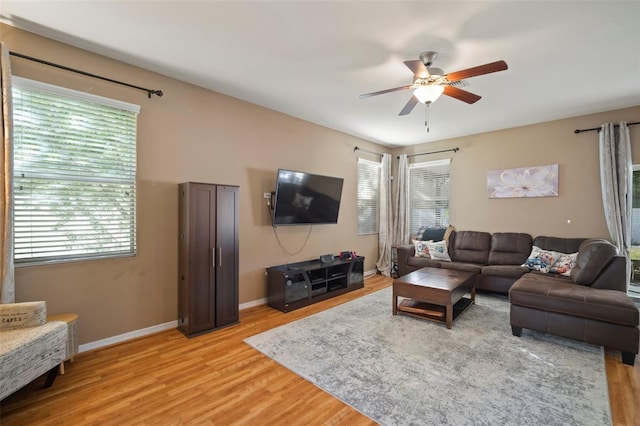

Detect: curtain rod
[353,146,384,157]
[574,121,640,134]
[9,51,163,98]
[397,147,459,159]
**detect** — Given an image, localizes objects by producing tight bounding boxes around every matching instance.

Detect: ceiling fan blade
[404,60,430,78]
[399,96,419,116]
[359,85,412,99]
[445,60,508,82]
[443,85,482,104]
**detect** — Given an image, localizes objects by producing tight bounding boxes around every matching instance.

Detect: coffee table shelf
[397,297,473,325]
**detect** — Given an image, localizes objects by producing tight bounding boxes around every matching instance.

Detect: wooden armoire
[178,182,239,337]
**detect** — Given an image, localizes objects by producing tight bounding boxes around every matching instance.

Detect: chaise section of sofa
[509,238,639,365]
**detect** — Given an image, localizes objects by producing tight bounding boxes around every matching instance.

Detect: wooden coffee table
[392,267,476,329]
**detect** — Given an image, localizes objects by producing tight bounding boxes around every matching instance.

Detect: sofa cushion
[0,321,67,400]
[533,236,586,254]
[571,239,618,285]
[481,265,530,279]
[441,262,483,273]
[450,231,491,264]
[488,233,533,265]
[510,274,639,326]
[407,256,441,269]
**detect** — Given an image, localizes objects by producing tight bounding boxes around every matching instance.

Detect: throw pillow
[443,225,455,243]
[522,246,562,273]
[421,227,448,242]
[425,240,452,262]
[412,240,431,258]
[549,252,578,276]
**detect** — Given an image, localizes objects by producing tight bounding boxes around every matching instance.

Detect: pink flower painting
[487,164,558,198]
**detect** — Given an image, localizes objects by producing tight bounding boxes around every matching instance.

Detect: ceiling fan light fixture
[414,85,444,104]
[427,67,444,77]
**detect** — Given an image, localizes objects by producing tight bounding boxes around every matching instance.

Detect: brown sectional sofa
[395,230,639,365]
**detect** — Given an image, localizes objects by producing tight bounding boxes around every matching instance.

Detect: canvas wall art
[487,164,558,198]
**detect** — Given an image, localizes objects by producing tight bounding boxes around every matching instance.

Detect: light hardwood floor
[1,274,638,425]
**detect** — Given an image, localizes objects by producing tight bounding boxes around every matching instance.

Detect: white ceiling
[1,1,639,147]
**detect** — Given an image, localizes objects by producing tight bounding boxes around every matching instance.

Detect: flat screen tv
[272,169,344,226]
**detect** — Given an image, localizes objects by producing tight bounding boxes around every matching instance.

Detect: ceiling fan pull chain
[425,102,430,132]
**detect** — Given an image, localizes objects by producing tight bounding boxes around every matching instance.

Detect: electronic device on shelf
[271,168,344,226]
[339,251,357,260]
[319,254,335,264]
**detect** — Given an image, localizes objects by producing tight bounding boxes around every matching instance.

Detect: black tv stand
[267,256,364,312]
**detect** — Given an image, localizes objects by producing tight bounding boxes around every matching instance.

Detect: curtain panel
[376,154,393,276]
[599,121,632,289]
[393,154,410,245]
[0,42,15,303]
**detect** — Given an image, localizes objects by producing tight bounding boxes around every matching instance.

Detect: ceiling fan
[360,51,508,116]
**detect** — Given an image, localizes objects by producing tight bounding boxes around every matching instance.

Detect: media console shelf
[267,256,365,312]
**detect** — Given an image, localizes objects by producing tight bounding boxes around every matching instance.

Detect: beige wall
[393,105,640,238]
[3,25,639,346]
[2,25,382,344]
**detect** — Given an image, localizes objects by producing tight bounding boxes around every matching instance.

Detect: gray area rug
[244,287,611,426]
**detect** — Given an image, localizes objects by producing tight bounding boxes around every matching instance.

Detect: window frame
[357,157,381,235]
[11,76,140,266]
[408,158,451,236]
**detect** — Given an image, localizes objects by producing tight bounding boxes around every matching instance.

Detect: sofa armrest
[395,244,415,277]
[0,301,47,330]
[590,255,627,292]
[571,239,619,286]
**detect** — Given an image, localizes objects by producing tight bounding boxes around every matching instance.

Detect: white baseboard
[78,320,178,354]
[79,271,379,353]
[240,297,268,310]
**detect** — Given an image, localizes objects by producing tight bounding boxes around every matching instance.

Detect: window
[630,166,640,295]
[408,159,450,235]
[357,158,381,235]
[12,77,140,264]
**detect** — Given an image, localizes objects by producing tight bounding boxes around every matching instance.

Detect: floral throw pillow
[413,240,431,258]
[549,252,578,276]
[522,246,562,273]
[425,240,452,262]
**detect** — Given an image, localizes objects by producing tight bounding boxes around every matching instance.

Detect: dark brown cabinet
[178,182,239,337]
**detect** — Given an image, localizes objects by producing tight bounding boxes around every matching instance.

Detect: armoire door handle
[219,247,222,267]
[211,248,215,268]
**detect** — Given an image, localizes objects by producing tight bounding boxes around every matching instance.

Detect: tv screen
[272,169,344,225]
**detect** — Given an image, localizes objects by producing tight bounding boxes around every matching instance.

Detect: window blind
[12,77,140,264]
[357,158,381,235]
[408,159,450,235]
